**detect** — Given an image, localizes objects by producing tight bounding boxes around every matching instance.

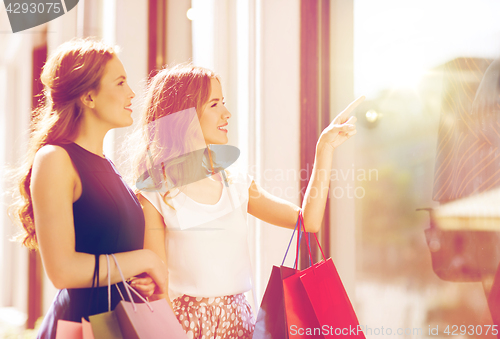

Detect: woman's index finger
[338,96,365,122]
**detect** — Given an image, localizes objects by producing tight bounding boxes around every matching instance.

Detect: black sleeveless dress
[36,142,145,339]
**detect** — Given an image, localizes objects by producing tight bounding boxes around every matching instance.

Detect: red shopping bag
[253,264,303,339]
[252,265,287,339]
[254,214,319,339]
[254,211,365,338]
[296,213,365,338]
[282,218,323,338]
[299,259,364,338]
[282,269,323,338]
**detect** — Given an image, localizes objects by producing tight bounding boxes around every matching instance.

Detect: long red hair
[10,38,116,250]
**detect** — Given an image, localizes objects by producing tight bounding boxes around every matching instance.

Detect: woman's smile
[217,122,228,133]
[199,78,232,144]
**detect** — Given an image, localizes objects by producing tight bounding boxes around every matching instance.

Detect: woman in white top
[130,64,362,339]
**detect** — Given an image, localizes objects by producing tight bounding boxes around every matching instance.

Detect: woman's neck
[73,113,110,157]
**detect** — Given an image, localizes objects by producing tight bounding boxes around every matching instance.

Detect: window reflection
[354,0,500,336]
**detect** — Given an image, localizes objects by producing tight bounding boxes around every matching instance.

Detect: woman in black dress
[9,38,167,339]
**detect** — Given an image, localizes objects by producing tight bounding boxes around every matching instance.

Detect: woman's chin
[206,138,228,145]
[117,116,134,128]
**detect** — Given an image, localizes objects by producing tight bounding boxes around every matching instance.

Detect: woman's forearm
[48,249,157,290]
[300,97,361,232]
[301,138,336,233]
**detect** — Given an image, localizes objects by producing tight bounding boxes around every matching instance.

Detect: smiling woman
[8,38,168,339]
[85,55,136,131]
[199,78,231,144]
[127,63,360,339]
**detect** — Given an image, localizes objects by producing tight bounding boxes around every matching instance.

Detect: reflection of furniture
[422,189,500,282]
[428,57,500,281]
[423,188,500,337]
[433,187,500,231]
[431,57,500,335]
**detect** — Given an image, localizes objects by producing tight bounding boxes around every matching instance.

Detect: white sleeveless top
[140,167,254,301]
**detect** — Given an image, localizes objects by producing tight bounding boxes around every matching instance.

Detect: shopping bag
[253,214,308,339]
[56,319,83,339]
[89,310,123,339]
[299,259,364,338]
[110,254,188,339]
[82,318,95,339]
[89,254,124,339]
[295,213,365,338]
[281,215,324,338]
[55,258,98,339]
[114,298,186,339]
[253,266,291,339]
[255,211,365,339]
[282,268,322,337]
[55,316,96,338]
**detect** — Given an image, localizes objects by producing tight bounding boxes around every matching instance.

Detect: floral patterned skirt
[172,293,256,339]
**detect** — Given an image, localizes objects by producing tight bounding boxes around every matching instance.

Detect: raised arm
[301,96,363,231]
[248,96,363,233]
[31,145,167,292]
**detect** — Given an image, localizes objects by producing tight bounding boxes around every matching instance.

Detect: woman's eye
[118,81,124,86]
[222,101,226,105]
[211,103,217,108]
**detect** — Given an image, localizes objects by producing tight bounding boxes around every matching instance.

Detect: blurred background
[1,0,500,337]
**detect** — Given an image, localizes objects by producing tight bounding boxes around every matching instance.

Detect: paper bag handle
[109,254,154,312]
[281,211,305,268]
[298,212,327,262]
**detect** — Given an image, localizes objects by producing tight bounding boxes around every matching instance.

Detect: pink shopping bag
[110,254,188,339]
[55,320,83,339]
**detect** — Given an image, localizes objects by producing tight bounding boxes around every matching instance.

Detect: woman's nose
[128,84,136,99]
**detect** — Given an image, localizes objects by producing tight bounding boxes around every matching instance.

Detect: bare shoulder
[34,144,72,166]
[138,192,167,230]
[31,145,77,189]
[137,192,148,203]
[137,192,160,214]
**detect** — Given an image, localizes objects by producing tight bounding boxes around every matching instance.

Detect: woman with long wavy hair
[131,64,363,339]
[9,38,167,339]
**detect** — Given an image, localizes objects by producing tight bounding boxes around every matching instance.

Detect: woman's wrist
[140,249,156,275]
[316,136,336,157]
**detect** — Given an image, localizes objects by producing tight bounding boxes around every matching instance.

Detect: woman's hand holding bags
[56,253,188,339]
[107,254,187,339]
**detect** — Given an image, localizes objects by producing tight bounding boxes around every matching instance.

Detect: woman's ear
[80,90,95,109]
